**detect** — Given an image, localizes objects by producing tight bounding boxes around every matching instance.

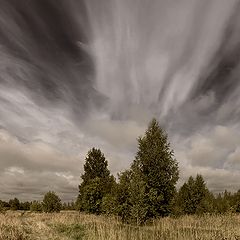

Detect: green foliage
[79,177,105,214]
[20,201,31,211]
[73,118,240,220]
[114,170,132,222]
[30,201,43,212]
[0,201,10,212]
[177,176,197,215]
[233,190,240,213]
[77,148,115,214]
[128,174,148,224]
[9,198,20,210]
[81,148,111,184]
[115,118,179,224]
[101,194,117,215]
[0,200,6,213]
[42,191,61,213]
[100,170,134,221]
[177,174,213,215]
[214,190,240,213]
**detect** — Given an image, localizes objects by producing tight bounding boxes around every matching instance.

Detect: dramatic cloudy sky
[0,0,240,201]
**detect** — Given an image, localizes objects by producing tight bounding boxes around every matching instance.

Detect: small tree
[77,148,115,214]
[114,170,132,222]
[177,174,212,215]
[177,176,196,214]
[194,175,214,214]
[101,170,133,219]
[42,191,61,213]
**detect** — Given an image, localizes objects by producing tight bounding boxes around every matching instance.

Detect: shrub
[30,201,42,212]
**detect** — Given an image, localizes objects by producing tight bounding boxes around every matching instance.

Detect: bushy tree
[0,200,7,213]
[20,201,31,211]
[101,170,133,220]
[9,198,20,210]
[0,200,9,211]
[77,148,115,214]
[120,118,179,224]
[42,191,61,213]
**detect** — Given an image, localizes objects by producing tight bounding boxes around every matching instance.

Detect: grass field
[0,211,240,240]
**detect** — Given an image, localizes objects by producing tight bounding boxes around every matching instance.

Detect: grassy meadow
[0,211,240,240]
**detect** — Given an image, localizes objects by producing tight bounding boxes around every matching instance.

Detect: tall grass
[0,211,239,239]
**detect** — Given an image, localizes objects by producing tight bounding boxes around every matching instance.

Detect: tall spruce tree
[129,118,179,223]
[77,148,115,214]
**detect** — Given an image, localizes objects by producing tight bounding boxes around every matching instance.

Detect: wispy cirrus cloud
[0,0,240,201]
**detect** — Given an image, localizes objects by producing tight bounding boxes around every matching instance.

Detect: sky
[0,0,240,201]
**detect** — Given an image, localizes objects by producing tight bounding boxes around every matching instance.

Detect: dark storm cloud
[193,2,240,108]
[0,0,102,116]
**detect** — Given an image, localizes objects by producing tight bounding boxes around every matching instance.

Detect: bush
[20,201,31,211]
[9,198,20,210]
[30,201,42,212]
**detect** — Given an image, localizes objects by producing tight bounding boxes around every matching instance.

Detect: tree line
[0,191,74,213]
[1,119,240,224]
[76,119,240,224]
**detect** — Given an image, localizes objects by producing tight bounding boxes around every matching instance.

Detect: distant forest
[1,119,240,224]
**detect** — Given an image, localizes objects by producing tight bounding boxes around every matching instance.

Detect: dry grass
[0,211,240,240]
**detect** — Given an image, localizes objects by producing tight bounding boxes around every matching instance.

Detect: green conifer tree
[77,148,115,214]
[128,118,179,223]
